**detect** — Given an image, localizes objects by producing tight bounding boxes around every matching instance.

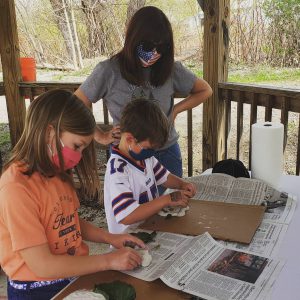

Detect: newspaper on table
[124,231,284,300]
[186,174,296,225]
[182,174,297,257]
[217,220,288,257]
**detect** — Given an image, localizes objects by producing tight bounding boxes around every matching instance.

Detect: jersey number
[110,158,127,174]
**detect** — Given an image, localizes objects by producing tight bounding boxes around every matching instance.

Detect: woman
[75,6,212,180]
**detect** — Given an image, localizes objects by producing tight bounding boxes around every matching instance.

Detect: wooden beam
[202,0,230,170]
[0,0,26,146]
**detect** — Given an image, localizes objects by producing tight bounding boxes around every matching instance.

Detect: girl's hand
[108,233,145,249]
[181,182,196,198]
[105,247,142,271]
[168,191,189,207]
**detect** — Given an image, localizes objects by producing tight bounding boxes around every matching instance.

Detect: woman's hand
[105,247,142,271]
[109,125,121,143]
[94,125,121,145]
[108,233,145,250]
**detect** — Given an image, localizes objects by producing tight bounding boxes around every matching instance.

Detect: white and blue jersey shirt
[104,146,170,234]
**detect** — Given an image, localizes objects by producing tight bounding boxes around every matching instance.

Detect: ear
[124,132,135,144]
[46,124,55,144]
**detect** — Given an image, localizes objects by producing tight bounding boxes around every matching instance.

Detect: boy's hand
[168,191,189,207]
[106,247,142,271]
[108,233,145,249]
[181,182,196,198]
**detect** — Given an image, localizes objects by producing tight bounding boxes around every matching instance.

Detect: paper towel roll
[251,122,284,188]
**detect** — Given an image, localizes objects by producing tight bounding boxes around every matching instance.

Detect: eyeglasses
[140,41,170,54]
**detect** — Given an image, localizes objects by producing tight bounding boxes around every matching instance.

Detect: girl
[75,6,212,185]
[0,89,144,300]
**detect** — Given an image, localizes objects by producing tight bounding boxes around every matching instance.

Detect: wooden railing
[0,82,4,96]
[0,81,299,176]
[218,82,300,175]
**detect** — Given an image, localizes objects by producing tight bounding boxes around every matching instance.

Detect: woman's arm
[74,88,120,145]
[173,78,212,121]
[19,243,142,279]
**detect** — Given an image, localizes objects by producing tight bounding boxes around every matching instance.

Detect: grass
[0,124,10,147]
[37,59,300,85]
[228,66,300,83]
[190,64,300,85]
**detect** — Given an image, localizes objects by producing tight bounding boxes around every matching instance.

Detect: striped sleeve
[152,157,170,186]
[112,192,135,217]
[105,167,139,224]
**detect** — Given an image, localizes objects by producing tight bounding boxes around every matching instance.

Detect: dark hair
[6,89,99,195]
[120,99,169,148]
[113,6,174,87]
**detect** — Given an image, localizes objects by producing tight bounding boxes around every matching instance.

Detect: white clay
[137,249,152,267]
[63,290,106,300]
[158,206,189,217]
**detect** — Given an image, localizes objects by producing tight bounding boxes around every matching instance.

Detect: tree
[262,0,300,66]
[125,0,146,29]
[49,0,83,69]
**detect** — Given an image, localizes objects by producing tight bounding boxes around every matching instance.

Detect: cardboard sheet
[139,200,265,244]
[52,270,187,300]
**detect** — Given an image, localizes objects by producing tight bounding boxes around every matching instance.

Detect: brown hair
[113,6,174,87]
[120,98,169,148]
[5,89,99,195]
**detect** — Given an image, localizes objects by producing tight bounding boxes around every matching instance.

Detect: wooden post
[0,0,26,146]
[202,0,229,170]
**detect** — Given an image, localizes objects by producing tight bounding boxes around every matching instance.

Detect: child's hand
[181,182,196,198]
[106,247,142,271]
[109,233,145,249]
[168,191,189,207]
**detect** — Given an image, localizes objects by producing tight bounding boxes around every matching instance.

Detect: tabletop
[53,173,300,300]
[269,175,300,300]
[201,169,300,299]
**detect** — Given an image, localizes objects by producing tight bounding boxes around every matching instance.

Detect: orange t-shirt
[0,163,89,281]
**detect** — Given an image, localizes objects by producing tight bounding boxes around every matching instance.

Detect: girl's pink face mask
[49,140,82,170]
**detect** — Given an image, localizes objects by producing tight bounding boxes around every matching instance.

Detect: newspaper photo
[124,231,284,300]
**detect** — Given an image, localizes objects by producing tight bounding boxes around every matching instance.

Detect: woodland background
[8,0,299,71]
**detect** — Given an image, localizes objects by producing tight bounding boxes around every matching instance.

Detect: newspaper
[217,220,288,257]
[124,231,284,300]
[164,173,297,259]
[124,231,193,282]
[186,174,297,225]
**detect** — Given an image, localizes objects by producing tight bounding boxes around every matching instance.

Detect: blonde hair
[5,89,99,196]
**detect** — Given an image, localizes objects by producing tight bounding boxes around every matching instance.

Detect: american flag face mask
[137,44,161,67]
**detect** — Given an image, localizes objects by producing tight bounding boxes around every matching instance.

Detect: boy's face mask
[128,142,155,161]
[137,44,161,67]
[48,139,82,170]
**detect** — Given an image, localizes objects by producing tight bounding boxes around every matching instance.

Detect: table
[54,173,300,300]
[52,270,187,299]
[270,175,300,300]
[202,170,300,300]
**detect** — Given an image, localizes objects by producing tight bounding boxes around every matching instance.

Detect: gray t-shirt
[80,57,197,150]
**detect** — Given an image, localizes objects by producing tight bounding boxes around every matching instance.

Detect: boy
[104,99,196,234]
